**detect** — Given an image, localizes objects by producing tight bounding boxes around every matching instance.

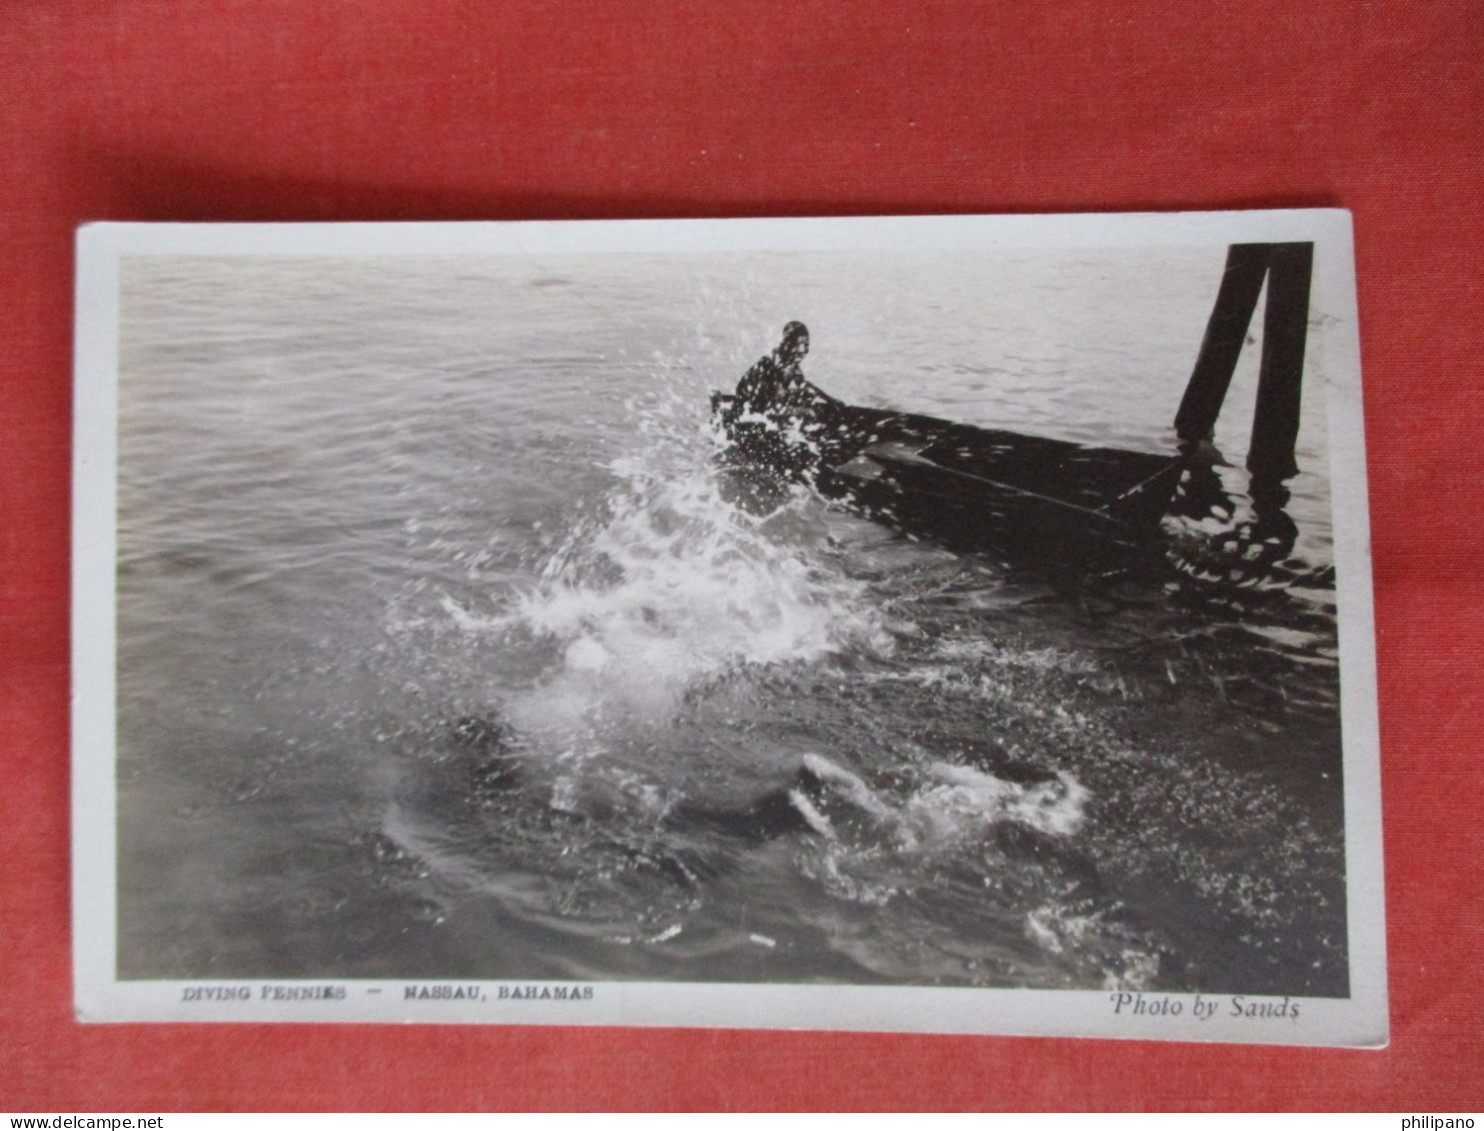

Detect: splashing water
[789,752,1089,853]
[113,256,1350,995]
[501,381,888,739]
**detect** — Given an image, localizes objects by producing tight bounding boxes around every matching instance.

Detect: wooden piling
[1246,242,1314,487]
[1174,240,1314,492]
[1174,243,1271,443]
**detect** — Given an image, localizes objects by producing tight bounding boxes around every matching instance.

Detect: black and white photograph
[72,213,1385,1043]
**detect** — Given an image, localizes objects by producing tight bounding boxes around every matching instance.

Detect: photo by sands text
[1110,991,1303,1023]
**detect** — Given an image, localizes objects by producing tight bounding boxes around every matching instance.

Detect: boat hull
[712,389,1189,570]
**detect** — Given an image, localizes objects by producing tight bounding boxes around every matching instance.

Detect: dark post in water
[1247,241,1314,488]
[1174,241,1315,490]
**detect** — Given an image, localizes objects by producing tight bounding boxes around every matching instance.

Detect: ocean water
[115,248,1347,995]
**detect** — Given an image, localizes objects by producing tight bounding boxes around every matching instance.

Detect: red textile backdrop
[3,0,1480,1112]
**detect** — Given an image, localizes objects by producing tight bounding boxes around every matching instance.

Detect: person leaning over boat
[725,321,853,477]
[735,321,816,414]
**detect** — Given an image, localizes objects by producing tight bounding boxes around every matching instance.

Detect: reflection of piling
[1174,242,1315,489]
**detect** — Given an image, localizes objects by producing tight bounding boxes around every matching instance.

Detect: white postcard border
[71,210,1387,1046]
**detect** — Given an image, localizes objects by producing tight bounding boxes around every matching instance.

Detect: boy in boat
[719,321,857,477]
[734,321,816,415]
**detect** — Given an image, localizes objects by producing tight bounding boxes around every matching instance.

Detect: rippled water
[116,249,1347,995]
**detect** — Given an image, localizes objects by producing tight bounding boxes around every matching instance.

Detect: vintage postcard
[73,211,1385,1045]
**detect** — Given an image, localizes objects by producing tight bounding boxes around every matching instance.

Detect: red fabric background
[3,0,1480,1112]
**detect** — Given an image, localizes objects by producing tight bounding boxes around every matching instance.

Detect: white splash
[500,383,883,737]
[791,753,1089,855]
[899,762,1090,847]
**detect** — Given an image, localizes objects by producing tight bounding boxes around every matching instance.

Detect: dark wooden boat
[711,383,1192,570]
[709,242,1315,574]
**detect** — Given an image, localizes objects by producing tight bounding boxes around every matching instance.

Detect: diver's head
[777,321,810,364]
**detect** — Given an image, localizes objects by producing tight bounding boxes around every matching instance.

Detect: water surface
[116,250,1346,995]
